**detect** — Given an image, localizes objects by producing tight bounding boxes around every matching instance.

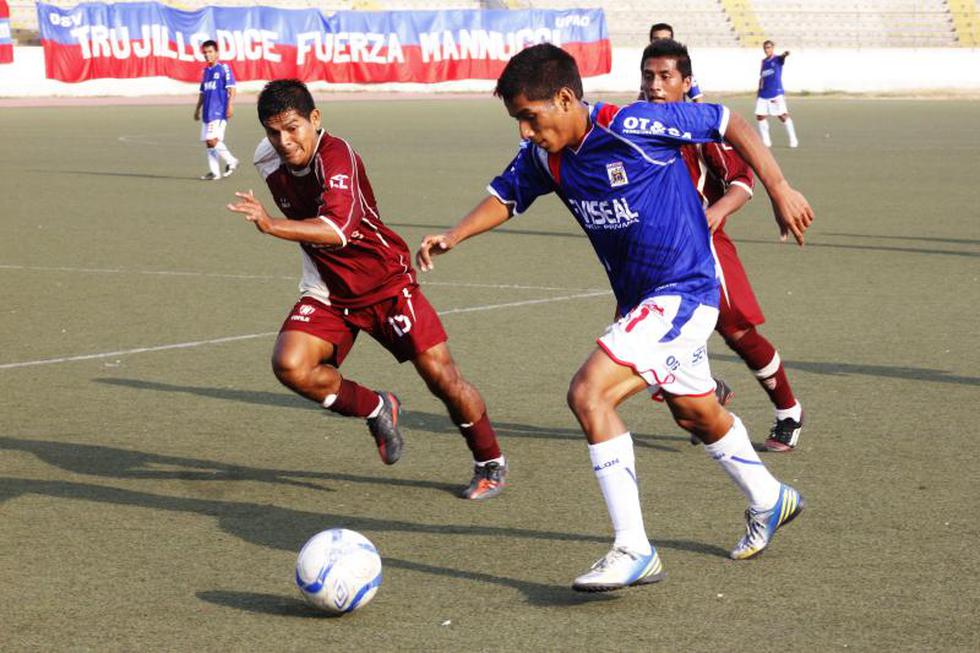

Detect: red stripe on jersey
[594,103,620,129]
[547,152,562,185]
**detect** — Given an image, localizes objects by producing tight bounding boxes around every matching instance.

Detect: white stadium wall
[1,45,979,97]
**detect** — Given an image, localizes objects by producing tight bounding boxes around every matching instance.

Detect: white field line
[0,290,612,370]
[0,264,604,292]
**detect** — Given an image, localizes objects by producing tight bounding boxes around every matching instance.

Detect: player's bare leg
[567,348,664,591]
[272,330,403,464]
[413,342,506,499]
[720,326,803,451]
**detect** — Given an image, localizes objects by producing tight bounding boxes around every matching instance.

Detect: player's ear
[682,76,693,94]
[310,108,322,130]
[556,87,575,112]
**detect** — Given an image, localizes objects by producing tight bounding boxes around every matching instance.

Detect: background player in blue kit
[645,23,703,102]
[756,40,799,148]
[417,44,813,592]
[193,40,240,181]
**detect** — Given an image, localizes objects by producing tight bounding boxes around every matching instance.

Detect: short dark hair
[201,39,218,51]
[494,43,583,103]
[763,39,775,47]
[648,23,673,40]
[640,38,693,79]
[257,79,317,124]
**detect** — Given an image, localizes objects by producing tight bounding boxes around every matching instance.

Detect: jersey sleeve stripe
[318,216,348,247]
[730,180,754,197]
[486,185,519,216]
[718,106,731,139]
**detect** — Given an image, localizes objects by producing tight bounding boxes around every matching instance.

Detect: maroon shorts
[714,230,765,336]
[279,285,448,366]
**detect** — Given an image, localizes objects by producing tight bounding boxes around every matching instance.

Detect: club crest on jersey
[329,174,349,190]
[606,161,628,188]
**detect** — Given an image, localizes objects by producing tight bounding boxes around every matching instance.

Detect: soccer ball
[295,528,383,614]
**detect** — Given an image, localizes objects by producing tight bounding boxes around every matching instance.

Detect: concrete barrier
[1,45,978,98]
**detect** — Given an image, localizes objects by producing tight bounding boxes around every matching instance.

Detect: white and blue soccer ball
[295,528,383,614]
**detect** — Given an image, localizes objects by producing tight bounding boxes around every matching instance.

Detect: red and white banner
[0,0,14,64]
[37,2,611,83]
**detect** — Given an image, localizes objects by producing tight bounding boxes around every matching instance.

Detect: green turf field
[1,96,978,651]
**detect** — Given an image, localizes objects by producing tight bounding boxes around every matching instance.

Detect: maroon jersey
[681,142,764,331]
[254,131,415,309]
[680,141,755,233]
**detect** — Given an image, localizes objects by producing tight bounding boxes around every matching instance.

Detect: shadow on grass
[712,354,980,387]
[33,168,201,182]
[0,476,724,607]
[93,378,687,450]
[0,435,459,495]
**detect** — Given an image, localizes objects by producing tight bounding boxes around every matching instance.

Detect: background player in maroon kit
[641,40,804,451]
[226,79,507,498]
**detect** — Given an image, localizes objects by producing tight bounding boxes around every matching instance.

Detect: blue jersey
[688,77,703,101]
[489,101,730,314]
[758,55,786,99]
[199,62,236,122]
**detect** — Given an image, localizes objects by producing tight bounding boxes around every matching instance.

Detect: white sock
[784,117,798,144]
[206,148,221,176]
[775,401,803,423]
[214,141,237,165]
[366,395,383,419]
[475,456,505,467]
[757,119,771,145]
[588,433,651,555]
[704,415,781,511]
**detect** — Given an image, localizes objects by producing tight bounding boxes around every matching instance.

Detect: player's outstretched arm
[722,111,814,245]
[226,190,343,246]
[416,195,511,272]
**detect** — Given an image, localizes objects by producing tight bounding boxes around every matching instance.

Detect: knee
[271,349,310,389]
[424,362,464,399]
[206,139,218,148]
[567,375,599,419]
[679,405,730,437]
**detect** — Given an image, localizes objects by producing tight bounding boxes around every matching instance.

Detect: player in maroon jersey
[226,79,507,498]
[641,40,804,451]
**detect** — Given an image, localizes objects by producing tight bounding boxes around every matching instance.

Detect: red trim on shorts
[652,387,715,400]
[596,338,642,375]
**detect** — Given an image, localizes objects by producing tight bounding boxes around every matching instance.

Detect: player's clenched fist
[416,234,455,272]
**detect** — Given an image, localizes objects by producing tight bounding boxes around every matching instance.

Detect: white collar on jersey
[287,129,326,178]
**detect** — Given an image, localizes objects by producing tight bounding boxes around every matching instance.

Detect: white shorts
[597,295,718,399]
[755,95,788,116]
[200,119,227,142]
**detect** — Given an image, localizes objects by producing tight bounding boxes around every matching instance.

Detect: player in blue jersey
[416,44,812,591]
[193,40,240,180]
[756,40,798,148]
